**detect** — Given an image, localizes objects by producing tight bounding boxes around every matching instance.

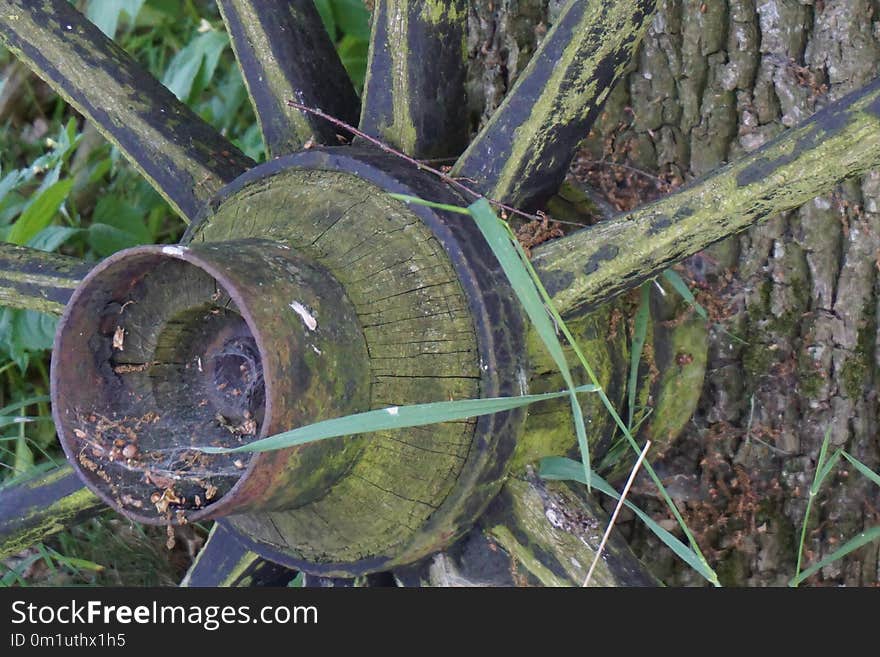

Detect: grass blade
[584,440,651,586]
[794,426,838,583]
[661,269,707,321]
[198,384,598,454]
[628,283,650,429]
[46,546,105,574]
[388,193,471,214]
[840,451,880,490]
[0,395,50,416]
[392,192,715,582]
[468,198,591,488]
[789,526,880,586]
[6,179,74,246]
[540,456,718,585]
[662,268,747,345]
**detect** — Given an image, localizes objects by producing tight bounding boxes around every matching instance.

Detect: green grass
[790,428,880,586]
[200,384,599,454]
[1,514,191,587]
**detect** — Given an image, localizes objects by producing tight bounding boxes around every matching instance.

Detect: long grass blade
[388,193,471,215]
[0,395,50,416]
[840,451,880,490]
[661,269,707,320]
[628,283,650,429]
[789,526,880,586]
[794,427,837,583]
[199,385,598,454]
[662,269,747,345]
[507,220,714,577]
[540,456,717,585]
[468,198,591,488]
[390,192,715,581]
[584,440,651,586]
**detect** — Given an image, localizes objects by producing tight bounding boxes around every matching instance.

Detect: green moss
[421,0,466,24]
[715,549,749,587]
[797,352,824,398]
[1,487,100,559]
[842,323,874,399]
[646,315,708,451]
[512,303,625,472]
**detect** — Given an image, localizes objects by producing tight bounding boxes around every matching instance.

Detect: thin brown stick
[576,158,671,188]
[286,100,590,228]
[583,440,652,587]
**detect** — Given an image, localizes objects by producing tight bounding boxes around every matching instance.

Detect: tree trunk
[470,0,880,586]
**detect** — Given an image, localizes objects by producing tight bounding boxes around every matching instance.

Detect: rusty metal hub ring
[51,240,369,526]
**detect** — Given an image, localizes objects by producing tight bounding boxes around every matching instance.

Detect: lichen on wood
[534,74,880,319]
[186,147,525,575]
[454,0,657,208]
[0,465,102,559]
[360,0,469,159]
[0,244,90,314]
[217,0,360,156]
[480,475,657,586]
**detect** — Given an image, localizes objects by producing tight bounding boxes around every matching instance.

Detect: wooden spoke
[359,0,468,159]
[0,244,90,314]
[181,522,297,587]
[533,74,880,318]
[394,477,656,587]
[217,0,360,156]
[452,0,656,208]
[0,464,103,559]
[0,0,254,223]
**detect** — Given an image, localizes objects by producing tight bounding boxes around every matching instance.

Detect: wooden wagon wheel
[2,1,880,587]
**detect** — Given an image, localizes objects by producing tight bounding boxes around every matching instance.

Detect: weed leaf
[539,456,718,585]
[199,384,598,454]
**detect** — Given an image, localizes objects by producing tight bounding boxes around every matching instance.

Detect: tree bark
[470,0,880,586]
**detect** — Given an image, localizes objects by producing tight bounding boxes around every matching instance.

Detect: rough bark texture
[469,0,880,586]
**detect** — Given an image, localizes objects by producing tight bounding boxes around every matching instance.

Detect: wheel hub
[52,147,528,576]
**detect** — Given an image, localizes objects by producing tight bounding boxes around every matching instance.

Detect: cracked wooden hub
[52,148,527,576]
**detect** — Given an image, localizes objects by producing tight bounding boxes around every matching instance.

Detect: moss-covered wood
[0,465,102,559]
[534,74,880,318]
[359,0,469,159]
[0,244,90,314]
[181,523,296,587]
[217,0,359,157]
[481,477,658,586]
[185,147,526,575]
[514,291,706,484]
[0,0,254,223]
[452,0,656,208]
[395,474,657,586]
